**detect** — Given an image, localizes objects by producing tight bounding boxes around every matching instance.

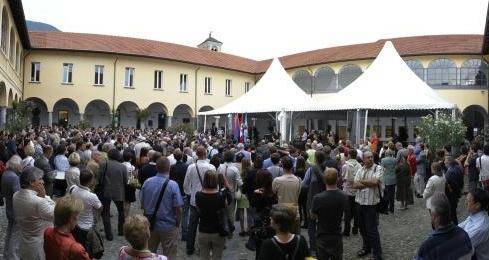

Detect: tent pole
[435,109,439,120]
[289,111,293,142]
[363,109,369,141]
[204,114,207,133]
[346,110,349,141]
[355,109,360,145]
[451,109,456,120]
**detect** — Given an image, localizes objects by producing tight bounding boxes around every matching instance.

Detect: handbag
[373,165,388,214]
[146,178,170,230]
[86,228,104,259]
[217,191,231,237]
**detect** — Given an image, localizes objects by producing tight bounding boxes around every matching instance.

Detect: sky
[22,0,488,60]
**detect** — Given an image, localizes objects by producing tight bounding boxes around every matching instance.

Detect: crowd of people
[0,126,488,260]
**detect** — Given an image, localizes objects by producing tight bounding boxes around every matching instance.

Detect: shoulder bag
[146,178,170,230]
[373,165,388,214]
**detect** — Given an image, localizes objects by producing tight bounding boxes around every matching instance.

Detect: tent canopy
[301,41,456,111]
[198,58,313,115]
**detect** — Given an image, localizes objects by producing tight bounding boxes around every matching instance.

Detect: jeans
[181,195,190,240]
[358,205,382,259]
[3,215,20,260]
[344,195,358,234]
[186,205,200,253]
[101,198,124,239]
[385,185,396,213]
[308,219,317,252]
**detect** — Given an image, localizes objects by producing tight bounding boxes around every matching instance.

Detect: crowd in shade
[0,126,488,260]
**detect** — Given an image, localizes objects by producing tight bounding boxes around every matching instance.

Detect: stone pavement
[0,193,468,260]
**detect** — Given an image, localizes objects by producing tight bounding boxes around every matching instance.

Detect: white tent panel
[301,41,456,111]
[198,58,313,115]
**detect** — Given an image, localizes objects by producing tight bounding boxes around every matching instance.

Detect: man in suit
[100,148,128,240]
[34,145,55,197]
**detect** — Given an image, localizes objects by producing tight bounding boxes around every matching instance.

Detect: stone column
[0,106,6,128]
[48,112,53,127]
[215,116,220,128]
[79,113,84,122]
[166,116,173,128]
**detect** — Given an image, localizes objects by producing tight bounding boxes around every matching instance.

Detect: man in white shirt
[183,146,216,255]
[13,166,55,260]
[353,151,383,260]
[477,144,489,189]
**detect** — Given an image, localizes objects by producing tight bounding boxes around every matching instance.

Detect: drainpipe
[21,50,31,100]
[194,67,200,129]
[112,56,119,127]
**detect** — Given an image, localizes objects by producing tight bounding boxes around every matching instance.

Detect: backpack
[86,228,104,259]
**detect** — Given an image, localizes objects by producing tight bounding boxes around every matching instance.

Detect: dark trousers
[385,185,396,213]
[181,195,190,241]
[447,193,459,224]
[358,205,382,259]
[101,198,124,239]
[186,205,200,252]
[308,219,317,252]
[72,225,89,250]
[317,235,343,260]
[344,195,358,234]
[298,187,308,225]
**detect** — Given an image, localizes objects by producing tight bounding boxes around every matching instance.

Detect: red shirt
[44,227,90,260]
[407,153,417,177]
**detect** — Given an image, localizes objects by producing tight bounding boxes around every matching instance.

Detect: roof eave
[8,0,30,49]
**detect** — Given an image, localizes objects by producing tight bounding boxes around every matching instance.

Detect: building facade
[2,0,489,142]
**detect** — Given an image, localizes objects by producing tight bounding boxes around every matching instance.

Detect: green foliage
[418,112,466,154]
[168,123,194,136]
[77,119,91,130]
[5,100,32,133]
[137,108,150,121]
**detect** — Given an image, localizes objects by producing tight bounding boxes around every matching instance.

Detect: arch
[292,70,313,94]
[462,105,487,141]
[427,58,457,86]
[7,88,12,107]
[14,93,18,103]
[8,28,14,63]
[198,105,214,131]
[15,42,19,70]
[53,98,80,127]
[147,102,168,129]
[85,99,111,127]
[116,101,139,128]
[314,66,336,92]
[25,97,49,126]
[405,59,425,80]
[173,104,193,125]
[1,7,8,53]
[338,64,362,88]
[0,81,6,107]
[460,59,488,87]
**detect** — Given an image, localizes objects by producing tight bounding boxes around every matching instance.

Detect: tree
[136,108,150,129]
[417,112,466,155]
[5,100,32,133]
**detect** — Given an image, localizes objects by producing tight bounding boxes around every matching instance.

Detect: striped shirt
[354,164,383,206]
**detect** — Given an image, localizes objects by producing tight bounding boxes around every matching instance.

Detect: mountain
[26,20,60,32]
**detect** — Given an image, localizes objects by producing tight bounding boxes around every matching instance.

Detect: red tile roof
[29,32,483,74]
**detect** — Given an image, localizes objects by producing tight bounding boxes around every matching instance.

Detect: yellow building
[2,0,489,141]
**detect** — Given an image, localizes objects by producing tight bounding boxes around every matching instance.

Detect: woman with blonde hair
[119,214,167,260]
[66,152,81,192]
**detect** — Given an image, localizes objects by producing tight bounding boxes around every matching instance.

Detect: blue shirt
[140,173,183,232]
[415,224,472,260]
[459,211,489,260]
[262,158,273,169]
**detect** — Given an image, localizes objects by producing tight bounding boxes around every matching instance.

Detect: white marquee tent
[198,57,313,115]
[301,41,456,111]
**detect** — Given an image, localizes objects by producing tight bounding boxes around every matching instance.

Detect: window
[124,67,135,87]
[62,63,73,83]
[31,62,40,82]
[15,43,19,71]
[460,59,488,87]
[293,70,313,93]
[154,70,163,89]
[94,65,104,85]
[1,7,8,54]
[405,60,425,80]
[9,29,14,63]
[427,59,457,86]
[225,79,232,96]
[204,77,212,94]
[245,82,251,93]
[314,66,336,92]
[179,73,188,92]
[338,64,362,88]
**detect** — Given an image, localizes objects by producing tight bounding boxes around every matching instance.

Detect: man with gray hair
[415,192,473,259]
[1,155,22,259]
[13,166,55,260]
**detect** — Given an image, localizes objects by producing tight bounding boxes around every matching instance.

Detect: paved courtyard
[0,193,468,260]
